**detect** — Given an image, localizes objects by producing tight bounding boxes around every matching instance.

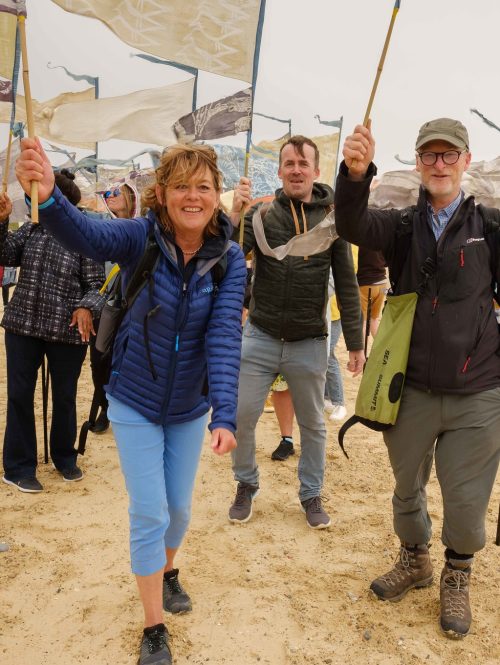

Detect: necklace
[181,242,203,256]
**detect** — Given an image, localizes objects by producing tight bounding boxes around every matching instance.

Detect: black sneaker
[137,624,172,665]
[60,466,84,482]
[300,496,331,529]
[163,568,192,614]
[2,476,43,493]
[89,409,110,434]
[271,438,295,461]
[228,482,260,523]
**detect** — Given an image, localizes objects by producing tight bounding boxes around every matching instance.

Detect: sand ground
[0,316,498,665]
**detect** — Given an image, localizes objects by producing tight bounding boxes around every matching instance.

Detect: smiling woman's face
[156,166,220,238]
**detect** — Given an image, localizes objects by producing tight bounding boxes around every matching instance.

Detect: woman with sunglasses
[87,177,142,434]
[16,138,246,665]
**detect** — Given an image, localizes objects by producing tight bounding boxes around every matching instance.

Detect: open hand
[69,308,95,343]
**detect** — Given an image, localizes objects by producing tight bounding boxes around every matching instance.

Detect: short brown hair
[279,135,320,169]
[141,144,223,237]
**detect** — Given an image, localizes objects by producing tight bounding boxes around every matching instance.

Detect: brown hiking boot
[440,560,472,639]
[370,543,433,602]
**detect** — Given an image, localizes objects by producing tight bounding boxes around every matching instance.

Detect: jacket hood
[275,182,334,209]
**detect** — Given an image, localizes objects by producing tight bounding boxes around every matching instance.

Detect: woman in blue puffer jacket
[16,139,246,665]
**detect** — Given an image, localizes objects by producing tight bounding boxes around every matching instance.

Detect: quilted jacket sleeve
[0,220,31,266]
[35,187,146,268]
[205,242,246,432]
[75,254,106,317]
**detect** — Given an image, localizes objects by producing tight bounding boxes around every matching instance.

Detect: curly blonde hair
[141,144,224,237]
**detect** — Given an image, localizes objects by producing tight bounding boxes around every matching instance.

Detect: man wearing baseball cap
[333,119,500,639]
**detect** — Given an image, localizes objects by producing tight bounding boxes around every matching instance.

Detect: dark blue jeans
[2,332,87,481]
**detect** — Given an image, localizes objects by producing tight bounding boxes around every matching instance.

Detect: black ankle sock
[144,623,166,635]
[163,568,179,580]
[445,548,473,561]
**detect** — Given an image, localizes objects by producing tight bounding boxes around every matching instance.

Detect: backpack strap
[388,204,417,292]
[122,224,161,309]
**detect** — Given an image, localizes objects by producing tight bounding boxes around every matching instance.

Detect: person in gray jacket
[335,118,500,639]
[228,135,365,529]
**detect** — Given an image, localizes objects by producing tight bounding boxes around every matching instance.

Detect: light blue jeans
[232,321,328,501]
[324,319,344,405]
[107,395,208,576]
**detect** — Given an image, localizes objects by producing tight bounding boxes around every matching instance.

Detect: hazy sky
[2,0,500,177]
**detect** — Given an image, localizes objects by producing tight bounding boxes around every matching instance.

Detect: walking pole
[41,355,49,463]
[495,503,500,546]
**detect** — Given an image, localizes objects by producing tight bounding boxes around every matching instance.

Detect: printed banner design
[53,0,263,82]
[174,88,251,143]
[214,133,340,196]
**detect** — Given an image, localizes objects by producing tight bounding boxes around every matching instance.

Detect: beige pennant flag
[0,11,16,82]
[0,88,96,148]
[0,79,195,149]
[53,0,263,82]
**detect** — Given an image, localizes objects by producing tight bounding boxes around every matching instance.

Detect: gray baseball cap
[415,118,469,151]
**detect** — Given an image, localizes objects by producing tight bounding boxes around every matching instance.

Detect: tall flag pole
[17,10,37,220]
[240,0,267,246]
[363,0,401,126]
[314,115,343,185]
[46,63,100,180]
[1,1,23,194]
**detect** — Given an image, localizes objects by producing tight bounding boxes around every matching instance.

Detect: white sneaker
[324,399,334,413]
[329,405,347,421]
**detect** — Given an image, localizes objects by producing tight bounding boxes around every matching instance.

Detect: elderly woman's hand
[210,428,237,455]
[0,192,12,222]
[69,308,95,343]
[15,137,55,203]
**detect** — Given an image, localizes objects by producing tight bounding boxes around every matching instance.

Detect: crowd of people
[1,117,498,663]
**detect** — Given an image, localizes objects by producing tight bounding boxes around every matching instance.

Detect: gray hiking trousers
[383,385,500,554]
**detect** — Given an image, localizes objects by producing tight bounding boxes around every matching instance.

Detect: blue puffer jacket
[36,187,246,431]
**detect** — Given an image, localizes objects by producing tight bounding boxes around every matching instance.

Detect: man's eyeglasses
[101,188,122,199]
[417,150,465,166]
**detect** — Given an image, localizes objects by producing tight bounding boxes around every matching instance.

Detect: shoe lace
[234,484,254,506]
[306,496,324,514]
[166,574,183,595]
[379,546,417,586]
[145,629,167,655]
[442,569,469,618]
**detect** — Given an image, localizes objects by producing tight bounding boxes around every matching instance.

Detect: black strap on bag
[77,226,160,455]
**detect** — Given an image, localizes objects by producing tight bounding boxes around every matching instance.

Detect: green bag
[338,291,418,457]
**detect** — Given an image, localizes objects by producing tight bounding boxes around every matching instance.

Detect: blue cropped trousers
[108,395,208,576]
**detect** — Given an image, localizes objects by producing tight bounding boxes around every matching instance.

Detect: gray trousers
[232,321,328,501]
[383,385,500,554]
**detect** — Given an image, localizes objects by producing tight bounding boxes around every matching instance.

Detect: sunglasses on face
[102,188,122,199]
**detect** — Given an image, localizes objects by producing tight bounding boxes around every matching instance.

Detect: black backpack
[77,226,228,455]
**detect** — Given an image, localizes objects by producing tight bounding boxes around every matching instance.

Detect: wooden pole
[238,151,250,247]
[363,3,400,127]
[17,16,38,223]
[1,131,13,195]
